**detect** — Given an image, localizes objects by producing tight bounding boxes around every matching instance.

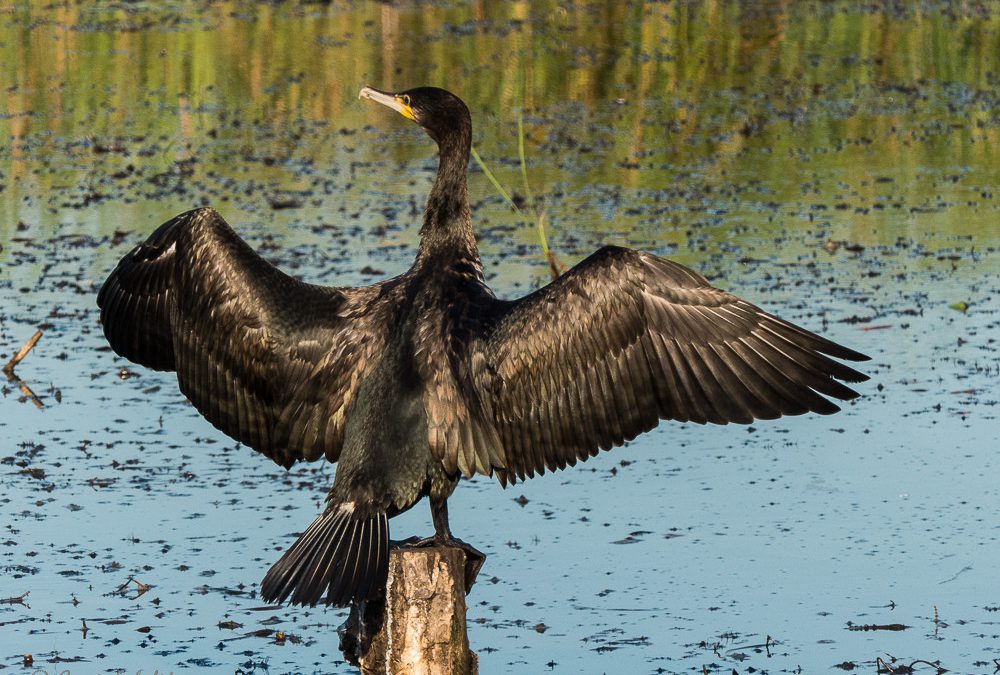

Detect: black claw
[445,536,486,591]
[460,542,486,591]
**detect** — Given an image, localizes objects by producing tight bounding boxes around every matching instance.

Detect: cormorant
[97,85,869,608]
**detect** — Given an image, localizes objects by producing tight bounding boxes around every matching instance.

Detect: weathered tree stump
[348,546,477,675]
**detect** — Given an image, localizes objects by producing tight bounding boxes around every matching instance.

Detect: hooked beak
[359,86,416,122]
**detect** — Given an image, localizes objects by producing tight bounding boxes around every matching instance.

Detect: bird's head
[359,85,471,147]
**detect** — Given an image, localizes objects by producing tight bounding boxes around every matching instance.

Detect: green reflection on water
[1,1,998,266]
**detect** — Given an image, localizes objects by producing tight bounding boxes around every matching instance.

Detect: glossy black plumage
[97,85,869,609]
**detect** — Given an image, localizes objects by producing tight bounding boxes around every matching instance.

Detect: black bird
[97,85,869,608]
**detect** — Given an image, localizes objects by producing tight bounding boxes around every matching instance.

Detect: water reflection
[3,1,999,240]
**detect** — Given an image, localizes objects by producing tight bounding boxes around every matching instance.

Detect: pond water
[2,1,999,673]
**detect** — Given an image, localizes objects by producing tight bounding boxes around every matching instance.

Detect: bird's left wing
[459,245,869,483]
[97,207,396,469]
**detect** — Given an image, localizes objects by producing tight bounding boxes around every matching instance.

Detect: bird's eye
[403,95,411,106]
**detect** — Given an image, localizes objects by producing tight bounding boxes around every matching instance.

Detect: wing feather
[98,207,396,467]
[443,245,869,482]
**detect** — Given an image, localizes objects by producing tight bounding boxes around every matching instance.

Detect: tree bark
[358,546,477,675]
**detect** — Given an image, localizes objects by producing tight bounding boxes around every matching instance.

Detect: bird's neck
[417,129,480,270]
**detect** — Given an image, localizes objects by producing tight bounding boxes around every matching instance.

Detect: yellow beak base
[360,86,416,123]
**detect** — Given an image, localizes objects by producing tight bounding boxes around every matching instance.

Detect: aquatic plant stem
[470,147,517,212]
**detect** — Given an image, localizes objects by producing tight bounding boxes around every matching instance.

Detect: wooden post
[354,546,477,675]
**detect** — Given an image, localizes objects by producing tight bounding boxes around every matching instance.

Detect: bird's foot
[338,596,385,666]
[393,534,486,592]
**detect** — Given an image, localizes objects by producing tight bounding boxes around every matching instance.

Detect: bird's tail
[260,507,389,607]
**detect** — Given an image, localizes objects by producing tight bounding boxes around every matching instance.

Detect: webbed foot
[338,595,385,665]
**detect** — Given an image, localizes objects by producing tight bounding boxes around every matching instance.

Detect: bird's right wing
[462,246,869,483]
[97,207,396,468]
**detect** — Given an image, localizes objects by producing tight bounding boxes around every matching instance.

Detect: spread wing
[97,207,396,468]
[456,245,869,483]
